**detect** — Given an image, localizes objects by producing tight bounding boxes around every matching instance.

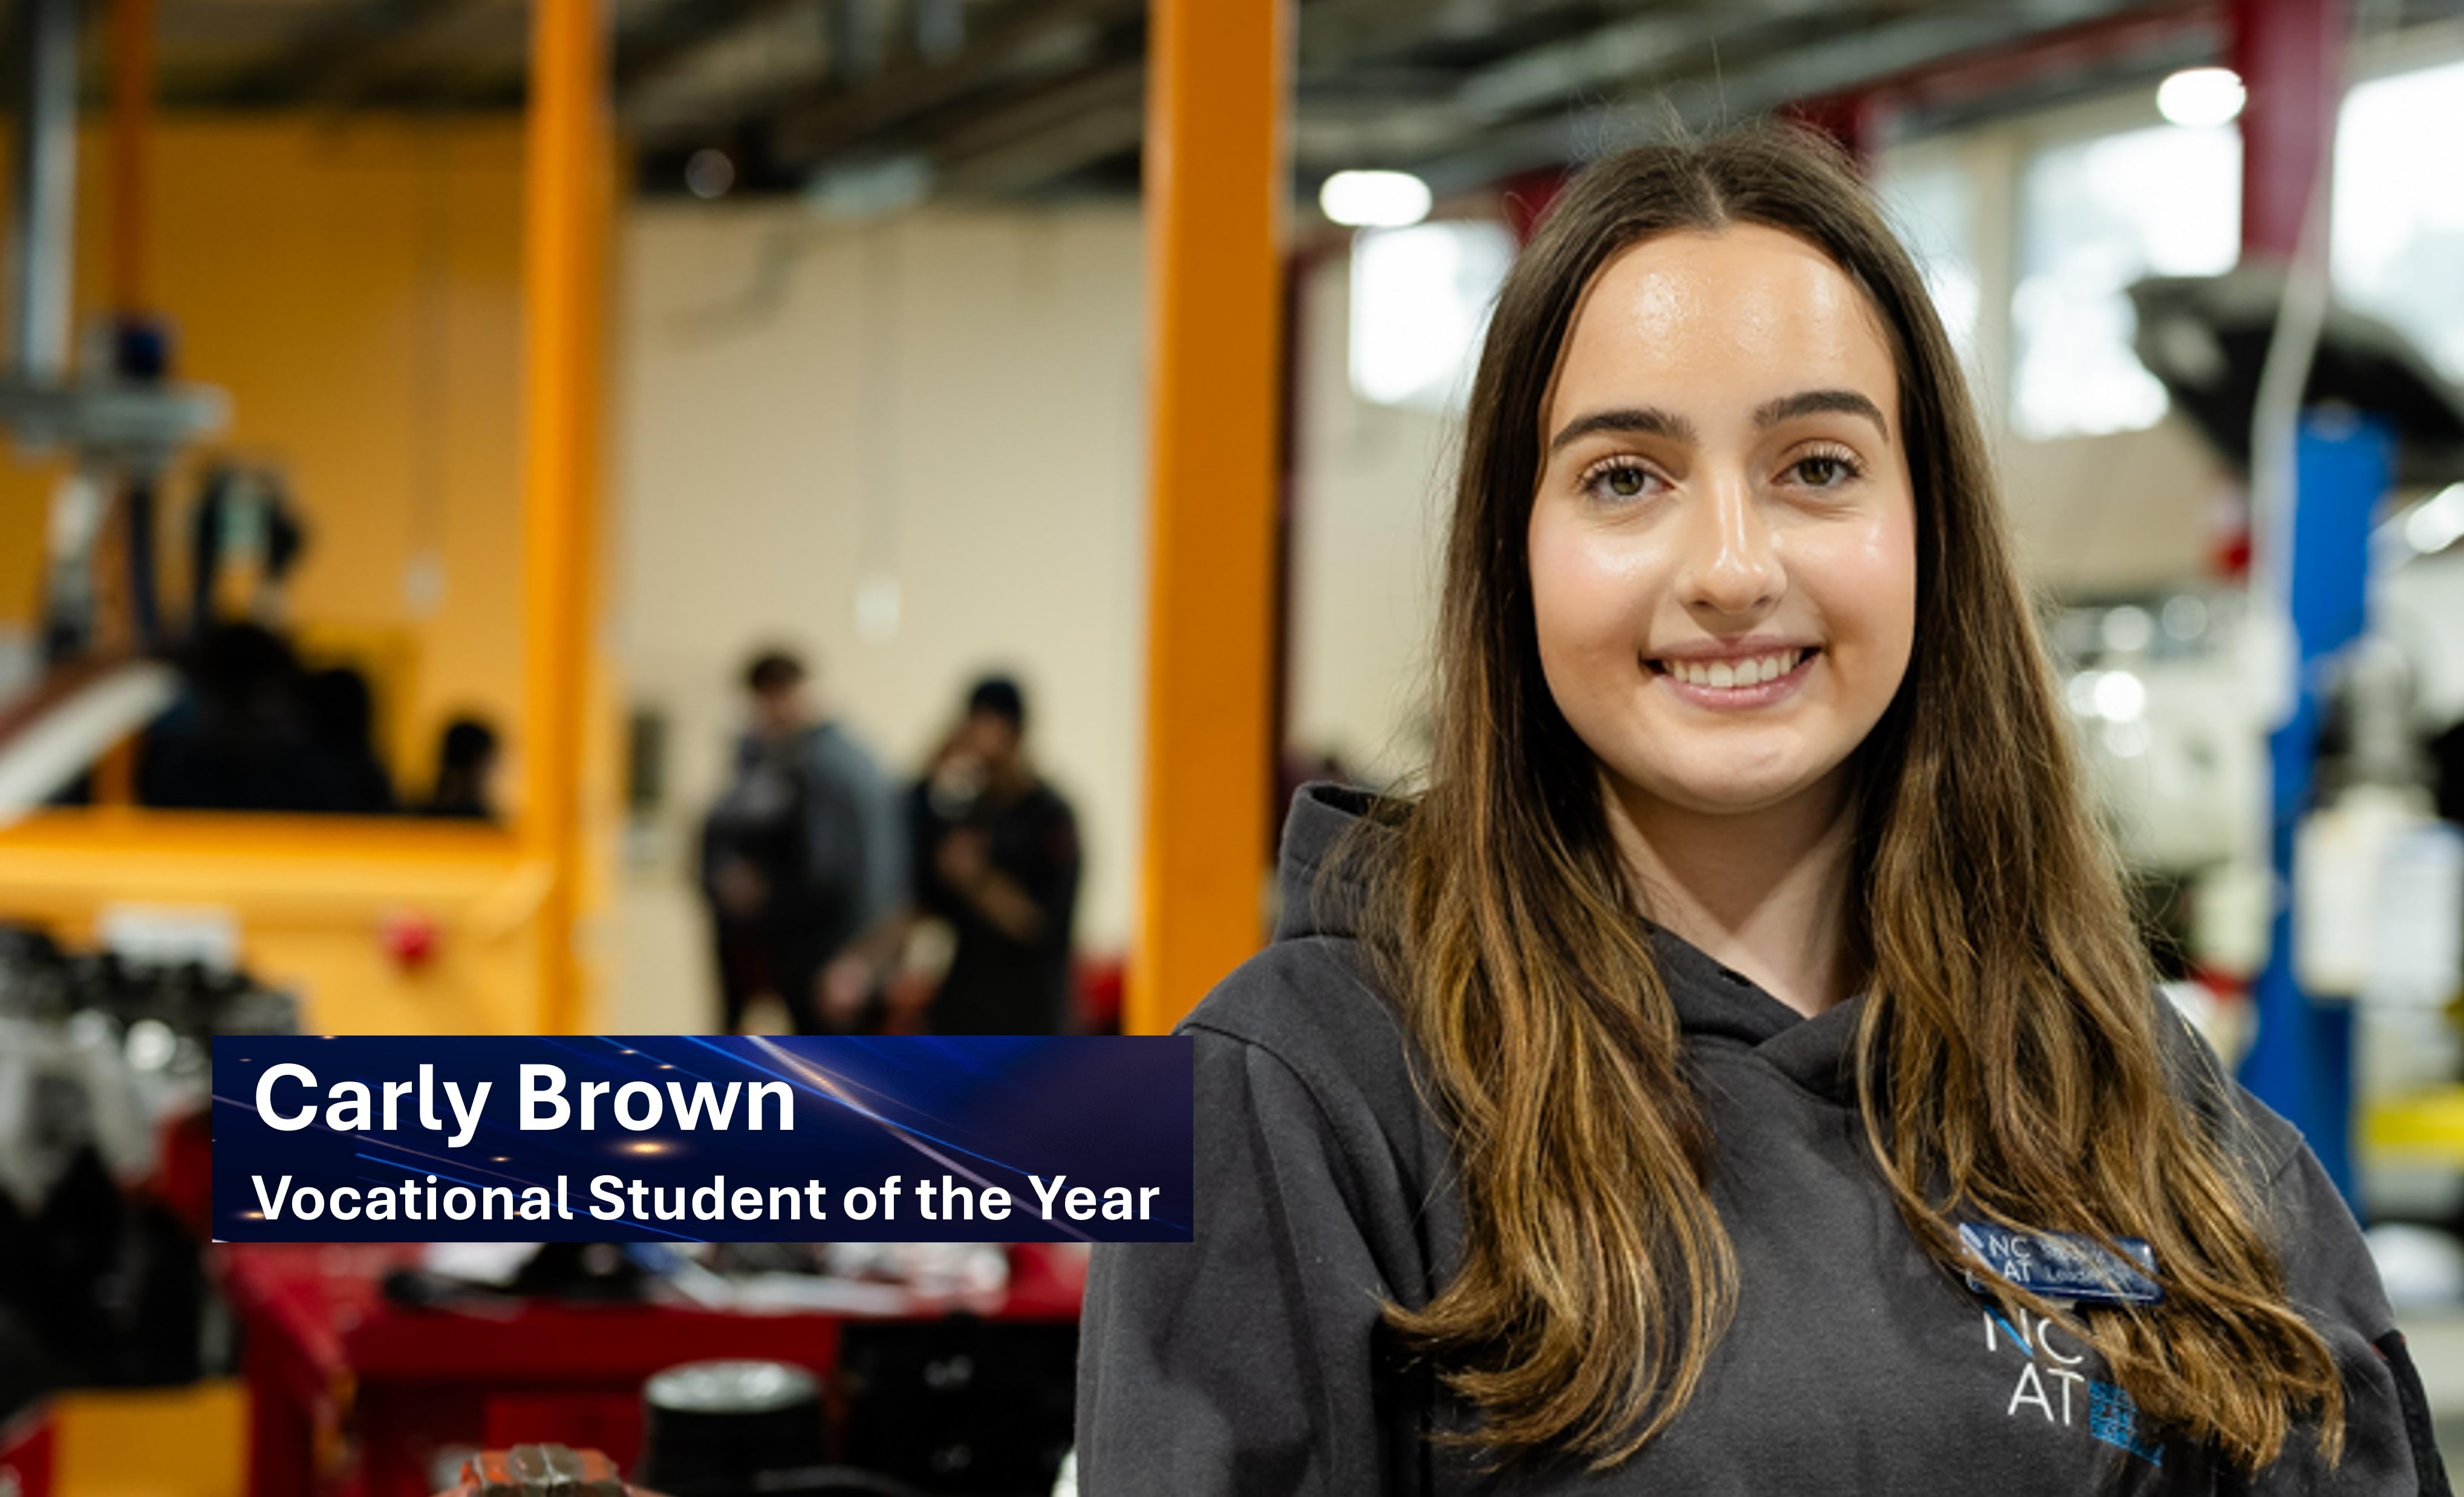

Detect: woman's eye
[1585,462,1657,501]
[1790,453,1859,489]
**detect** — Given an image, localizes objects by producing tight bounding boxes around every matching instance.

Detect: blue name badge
[1957,1221,2162,1308]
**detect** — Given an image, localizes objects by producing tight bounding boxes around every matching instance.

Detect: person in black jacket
[910,676,1081,1034]
[1078,125,2449,1494]
[827,675,1083,1036]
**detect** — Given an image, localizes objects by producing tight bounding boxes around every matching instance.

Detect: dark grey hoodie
[1078,784,2449,1495]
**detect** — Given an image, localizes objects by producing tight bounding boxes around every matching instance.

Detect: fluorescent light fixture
[1348,220,1514,410]
[1320,170,1432,229]
[2157,67,2246,128]
[2405,482,2464,555]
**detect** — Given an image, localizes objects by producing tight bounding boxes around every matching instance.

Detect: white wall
[1284,250,1453,784]
[608,203,1148,1031]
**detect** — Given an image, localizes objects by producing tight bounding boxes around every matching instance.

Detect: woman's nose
[1676,473,1785,619]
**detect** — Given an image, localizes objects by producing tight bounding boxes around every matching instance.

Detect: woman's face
[1528,223,1917,820]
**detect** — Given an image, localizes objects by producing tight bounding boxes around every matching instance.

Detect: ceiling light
[1320,170,1432,229]
[2157,67,2246,128]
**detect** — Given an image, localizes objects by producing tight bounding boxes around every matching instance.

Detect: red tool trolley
[220,1242,1087,1497]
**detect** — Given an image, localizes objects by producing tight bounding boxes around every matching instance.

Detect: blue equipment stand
[2235,409,2396,1212]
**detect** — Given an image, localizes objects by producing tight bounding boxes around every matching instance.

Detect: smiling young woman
[1076,126,2448,1495]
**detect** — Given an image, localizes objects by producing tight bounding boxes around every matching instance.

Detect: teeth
[1667,650,1802,688]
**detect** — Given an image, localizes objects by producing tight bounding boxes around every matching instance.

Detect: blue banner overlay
[213,1035,1193,1244]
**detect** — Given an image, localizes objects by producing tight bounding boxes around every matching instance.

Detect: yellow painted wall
[0,116,527,795]
[0,116,605,1037]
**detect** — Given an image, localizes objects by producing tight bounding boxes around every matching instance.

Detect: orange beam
[107,0,154,310]
[1127,0,1291,1034]
[519,0,611,1033]
[0,807,523,859]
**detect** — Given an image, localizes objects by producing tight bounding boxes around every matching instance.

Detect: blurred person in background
[302,666,395,815]
[828,674,1081,1036]
[700,650,904,1035]
[139,621,322,812]
[911,675,1082,1035]
[139,624,414,815]
[419,716,501,821]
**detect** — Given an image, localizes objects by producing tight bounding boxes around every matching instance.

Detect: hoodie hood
[1270,780,1865,1101]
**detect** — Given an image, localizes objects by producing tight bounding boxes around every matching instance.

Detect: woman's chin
[1606,758,1844,820]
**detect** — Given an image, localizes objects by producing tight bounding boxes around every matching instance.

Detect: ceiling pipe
[8,0,80,385]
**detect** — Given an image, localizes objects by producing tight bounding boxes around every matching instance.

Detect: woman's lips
[1645,646,1819,710]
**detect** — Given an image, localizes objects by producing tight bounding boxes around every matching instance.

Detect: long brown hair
[1363,123,2342,1471]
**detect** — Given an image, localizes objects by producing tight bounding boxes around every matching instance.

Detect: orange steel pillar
[1127,0,1292,1035]
[520,0,611,1033]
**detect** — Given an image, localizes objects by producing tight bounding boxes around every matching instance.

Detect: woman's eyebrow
[1754,388,1889,440]
[1547,406,1698,454]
